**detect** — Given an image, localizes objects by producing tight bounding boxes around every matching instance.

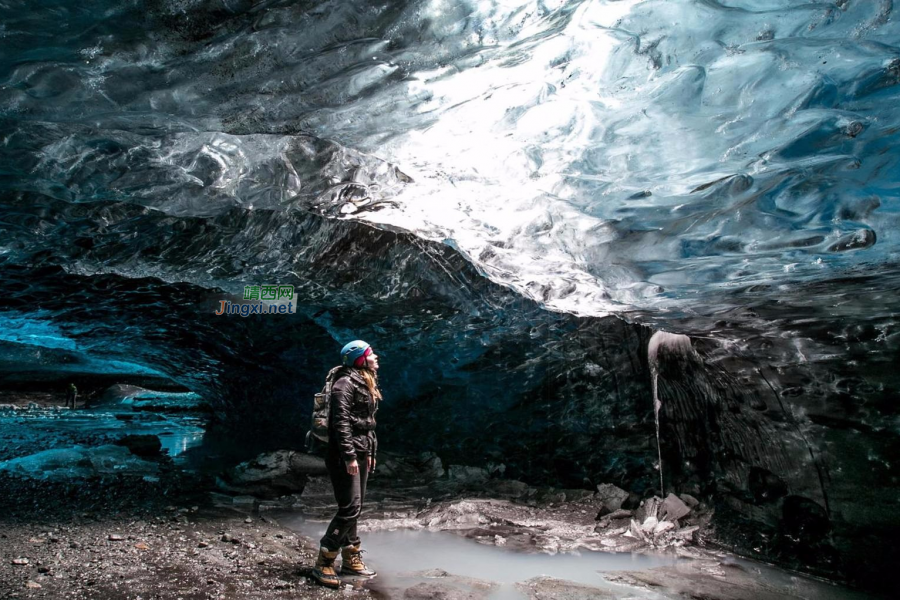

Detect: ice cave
[0,1,897,598]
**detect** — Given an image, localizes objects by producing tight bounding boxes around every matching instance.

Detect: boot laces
[348,549,366,568]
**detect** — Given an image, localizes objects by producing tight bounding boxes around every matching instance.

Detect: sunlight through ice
[363,0,643,316]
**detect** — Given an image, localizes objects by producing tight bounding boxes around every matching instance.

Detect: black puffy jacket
[327,367,379,464]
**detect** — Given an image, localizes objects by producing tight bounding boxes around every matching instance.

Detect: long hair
[358,367,382,403]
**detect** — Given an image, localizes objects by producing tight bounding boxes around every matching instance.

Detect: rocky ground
[0,502,345,599]
[0,394,887,599]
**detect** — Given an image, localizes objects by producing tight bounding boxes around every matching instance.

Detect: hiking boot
[311,547,340,588]
[340,544,376,577]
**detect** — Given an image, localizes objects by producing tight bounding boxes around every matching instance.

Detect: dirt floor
[0,505,337,600]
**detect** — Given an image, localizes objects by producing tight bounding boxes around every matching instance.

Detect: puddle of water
[281,514,679,599]
[157,428,206,457]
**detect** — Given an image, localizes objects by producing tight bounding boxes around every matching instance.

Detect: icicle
[647,331,693,496]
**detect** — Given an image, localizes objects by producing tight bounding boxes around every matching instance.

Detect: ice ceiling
[2,0,897,330]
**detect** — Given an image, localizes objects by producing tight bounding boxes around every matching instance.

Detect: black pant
[320,450,369,551]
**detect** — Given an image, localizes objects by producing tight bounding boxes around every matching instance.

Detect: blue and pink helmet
[341,340,372,367]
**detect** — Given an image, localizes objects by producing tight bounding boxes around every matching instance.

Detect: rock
[488,479,529,498]
[114,434,162,458]
[609,556,837,600]
[635,496,662,523]
[654,520,676,535]
[448,465,490,486]
[208,492,235,507]
[379,452,444,480]
[607,508,633,519]
[198,541,209,548]
[134,542,150,550]
[232,495,259,509]
[621,492,642,510]
[679,493,699,508]
[612,538,648,553]
[287,451,329,475]
[416,452,445,479]
[534,489,567,505]
[421,500,492,528]
[11,558,29,565]
[403,581,461,599]
[218,450,325,498]
[674,525,700,541]
[401,570,496,599]
[675,546,706,560]
[372,456,399,476]
[108,533,125,541]
[563,489,594,503]
[516,576,616,599]
[26,581,42,589]
[403,581,482,599]
[661,493,691,521]
[595,483,628,511]
[748,467,788,504]
[595,483,629,513]
[597,508,633,521]
[626,519,647,541]
[376,452,445,480]
[221,533,235,543]
[600,538,617,547]
[594,508,634,522]
[641,517,659,533]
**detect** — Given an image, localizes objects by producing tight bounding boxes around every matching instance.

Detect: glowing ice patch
[0,313,78,351]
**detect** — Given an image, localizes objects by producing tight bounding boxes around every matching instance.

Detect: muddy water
[281,514,679,599]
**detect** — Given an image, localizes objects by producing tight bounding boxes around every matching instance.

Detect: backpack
[305,366,343,451]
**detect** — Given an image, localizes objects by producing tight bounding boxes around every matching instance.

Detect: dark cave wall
[652,336,900,589]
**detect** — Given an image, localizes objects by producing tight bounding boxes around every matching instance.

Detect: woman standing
[312,340,380,587]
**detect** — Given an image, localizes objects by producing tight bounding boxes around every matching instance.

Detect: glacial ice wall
[2,0,898,332]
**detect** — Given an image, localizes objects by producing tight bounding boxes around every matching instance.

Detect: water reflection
[281,514,678,599]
